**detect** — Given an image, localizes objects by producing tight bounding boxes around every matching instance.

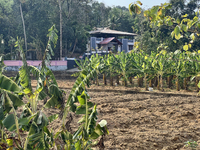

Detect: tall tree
[58,0,63,60]
[19,0,27,52]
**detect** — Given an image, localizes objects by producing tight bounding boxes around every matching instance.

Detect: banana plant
[107,53,116,86]
[171,50,187,91]
[101,55,108,85]
[60,91,108,149]
[113,51,133,86]
[73,57,90,77]
[189,51,200,91]
[151,50,172,91]
[132,51,146,88]
[178,51,193,90]
[132,51,155,90]
[91,54,103,86]
[60,54,109,149]
[0,74,24,148]
[0,25,65,150]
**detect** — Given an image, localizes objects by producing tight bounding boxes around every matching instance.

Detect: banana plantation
[81,50,200,93]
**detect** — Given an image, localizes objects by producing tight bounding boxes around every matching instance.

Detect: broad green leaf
[19,67,31,89]
[0,74,21,92]
[49,84,61,97]
[129,3,134,15]
[76,102,94,114]
[168,20,173,26]
[38,89,47,101]
[176,18,180,24]
[77,91,90,105]
[34,111,48,127]
[28,132,45,149]
[3,114,16,131]
[7,91,24,108]
[181,24,187,32]
[175,33,182,40]
[174,26,180,36]
[89,131,100,139]
[44,95,60,109]
[19,117,31,126]
[75,141,81,150]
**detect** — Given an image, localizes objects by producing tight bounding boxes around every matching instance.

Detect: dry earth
[30,77,200,150]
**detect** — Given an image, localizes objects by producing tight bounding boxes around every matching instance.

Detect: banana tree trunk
[149,76,153,87]
[124,79,127,86]
[92,78,95,84]
[157,75,160,90]
[154,76,158,87]
[176,76,180,91]
[137,77,141,87]
[144,74,148,91]
[167,75,173,89]
[96,75,99,86]
[195,77,200,92]
[180,78,184,89]
[116,75,120,85]
[129,76,133,85]
[103,73,107,85]
[160,75,163,91]
[110,75,113,86]
[184,78,188,90]
[141,77,143,87]
[137,77,143,87]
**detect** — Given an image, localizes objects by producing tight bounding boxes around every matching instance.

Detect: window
[129,45,133,50]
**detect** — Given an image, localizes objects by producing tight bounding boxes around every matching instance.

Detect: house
[87,28,137,53]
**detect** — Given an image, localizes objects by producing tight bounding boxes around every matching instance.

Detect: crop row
[78,50,200,92]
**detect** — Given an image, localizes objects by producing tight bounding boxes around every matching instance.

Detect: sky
[96,0,169,9]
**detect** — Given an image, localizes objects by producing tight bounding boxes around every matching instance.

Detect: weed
[184,140,198,150]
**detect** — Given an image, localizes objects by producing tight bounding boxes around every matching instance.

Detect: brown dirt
[31,78,200,150]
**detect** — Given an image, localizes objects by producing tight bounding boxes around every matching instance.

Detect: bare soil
[31,77,200,150]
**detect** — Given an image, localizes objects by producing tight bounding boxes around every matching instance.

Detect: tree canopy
[0,0,138,60]
[1,0,200,59]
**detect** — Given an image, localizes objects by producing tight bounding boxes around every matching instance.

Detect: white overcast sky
[96,0,169,9]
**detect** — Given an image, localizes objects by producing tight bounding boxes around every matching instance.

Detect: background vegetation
[0,0,136,60]
[1,0,199,60]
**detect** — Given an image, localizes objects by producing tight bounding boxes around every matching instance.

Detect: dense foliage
[0,0,137,60]
[84,50,200,93]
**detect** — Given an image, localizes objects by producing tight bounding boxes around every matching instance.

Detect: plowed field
[34,77,200,150]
